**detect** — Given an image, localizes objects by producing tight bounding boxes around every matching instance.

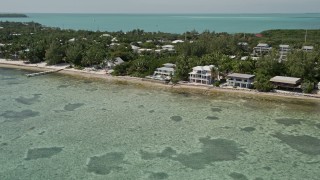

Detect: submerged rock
[83,80,93,84]
[25,147,63,160]
[87,152,125,175]
[86,88,98,92]
[57,84,69,89]
[272,133,320,155]
[206,116,219,120]
[275,118,305,126]
[170,116,183,122]
[148,172,169,179]
[229,172,248,180]
[64,103,84,111]
[15,94,41,105]
[241,127,256,132]
[211,107,222,112]
[1,110,39,121]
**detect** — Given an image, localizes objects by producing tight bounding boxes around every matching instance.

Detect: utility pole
[304,29,307,43]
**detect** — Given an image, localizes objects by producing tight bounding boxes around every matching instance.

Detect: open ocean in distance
[1,13,320,33]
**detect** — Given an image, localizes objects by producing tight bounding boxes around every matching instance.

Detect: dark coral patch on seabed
[206,116,219,120]
[241,127,256,132]
[275,118,305,126]
[211,107,222,112]
[148,172,169,179]
[229,172,248,180]
[25,147,63,160]
[1,110,39,121]
[272,133,320,155]
[15,94,41,105]
[64,103,84,111]
[140,137,245,169]
[170,116,183,122]
[87,152,125,175]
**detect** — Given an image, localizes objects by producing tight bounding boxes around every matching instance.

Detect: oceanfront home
[279,44,290,61]
[226,73,255,88]
[152,63,176,81]
[302,46,314,52]
[162,45,175,51]
[172,40,184,44]
[253,43,272,56]
[106,57,124,69]
[189,65,216,85]
[131,45,140,53]
[238,42,248,46]
[270,76,301,90]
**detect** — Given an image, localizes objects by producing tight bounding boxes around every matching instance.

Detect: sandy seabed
[1,58,320,180]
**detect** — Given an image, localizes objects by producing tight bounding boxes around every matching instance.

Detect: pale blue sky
[1,0,320,13]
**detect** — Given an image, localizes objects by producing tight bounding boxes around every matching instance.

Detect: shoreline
[1,59,320,103]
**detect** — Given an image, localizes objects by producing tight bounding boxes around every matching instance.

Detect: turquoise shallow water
[1,13,320,33]
[0,67,320,180]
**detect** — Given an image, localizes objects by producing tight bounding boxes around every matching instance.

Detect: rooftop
[172,40,184,44]
[163,63,176,68]
[192,65,215,71]
[156,67,175,72]
[227,73,255,79]
[279,44,290,48]
[256,43,269,47]
[302,46,314,50]
[238,42,248,46]
[162,45,174,49]
[270,76,301,85]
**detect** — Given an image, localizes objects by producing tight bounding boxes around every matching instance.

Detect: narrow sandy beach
[1,59,320,102]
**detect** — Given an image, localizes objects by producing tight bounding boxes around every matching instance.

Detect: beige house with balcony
[253,43,272,56]
[279,44,290,61]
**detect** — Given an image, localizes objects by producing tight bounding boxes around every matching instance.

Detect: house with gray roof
[226,73,255,88]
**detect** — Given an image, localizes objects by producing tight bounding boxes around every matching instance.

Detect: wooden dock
[26,69,64,77]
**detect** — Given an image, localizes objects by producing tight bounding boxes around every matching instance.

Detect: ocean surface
[1,13,320,33]
[0,67,320,180]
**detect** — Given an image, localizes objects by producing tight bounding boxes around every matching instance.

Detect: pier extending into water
[26,69,64,77]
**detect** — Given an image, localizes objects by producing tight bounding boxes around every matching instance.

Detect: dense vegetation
[0,14,28,18]
[0,21,320,93]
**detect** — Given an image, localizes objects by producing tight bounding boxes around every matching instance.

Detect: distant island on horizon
[0,13,28,18]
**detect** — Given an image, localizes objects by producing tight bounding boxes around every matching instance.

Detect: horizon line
[1,12,320,15]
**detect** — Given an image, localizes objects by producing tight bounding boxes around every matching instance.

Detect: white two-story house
[189,65,216,85]
[152,63,176,81]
